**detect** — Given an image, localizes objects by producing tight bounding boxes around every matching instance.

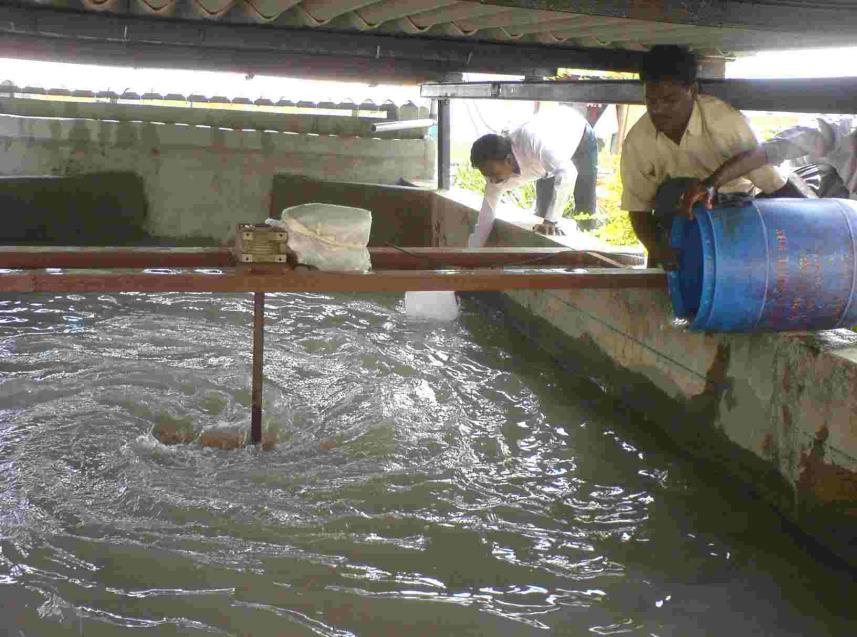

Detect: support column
[436,72,463,191]
[251,291,264,445]
[437,97,451,190]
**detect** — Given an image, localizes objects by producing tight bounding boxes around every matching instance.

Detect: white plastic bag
[404,291,460,322]
[267,202,372,272]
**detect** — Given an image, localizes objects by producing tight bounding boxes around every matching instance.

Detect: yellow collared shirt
[620,94,786,211]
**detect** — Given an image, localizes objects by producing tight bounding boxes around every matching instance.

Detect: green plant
[589,150,639,247]
[454,162,486,192]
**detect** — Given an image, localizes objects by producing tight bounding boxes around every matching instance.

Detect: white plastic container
[404,291,460,322]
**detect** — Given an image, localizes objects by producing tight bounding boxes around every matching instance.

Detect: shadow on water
[0,291,853,636]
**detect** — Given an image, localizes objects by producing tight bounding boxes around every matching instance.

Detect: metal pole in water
[251,291,264,445]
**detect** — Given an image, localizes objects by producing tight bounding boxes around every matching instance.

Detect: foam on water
[0,292,854,636]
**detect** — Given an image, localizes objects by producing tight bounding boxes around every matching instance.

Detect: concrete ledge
[0,96,429,139]
[431,190,857,567]
[0,115,435,156]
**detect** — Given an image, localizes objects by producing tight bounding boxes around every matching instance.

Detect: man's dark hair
[470,134,512,167]
[640,45,698,86]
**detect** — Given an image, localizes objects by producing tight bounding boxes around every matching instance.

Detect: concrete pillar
[437,98,451,190]
[436,73,463,191]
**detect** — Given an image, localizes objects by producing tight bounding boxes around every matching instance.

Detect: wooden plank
[0,267,665,294]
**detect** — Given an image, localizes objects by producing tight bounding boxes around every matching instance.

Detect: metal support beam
[421,78,857,114]
[0,6,642,79]
[0,247,236,270]
[0,246,643,270]
[0,268,666,294]
[251,292,264,446]
[461,1,857,37]
[437,99,451,190]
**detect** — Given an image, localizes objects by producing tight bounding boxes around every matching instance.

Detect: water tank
[668,198,857,332]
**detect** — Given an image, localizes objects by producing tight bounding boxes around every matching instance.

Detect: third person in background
[679,116,857,217]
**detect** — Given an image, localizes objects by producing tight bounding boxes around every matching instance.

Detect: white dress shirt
[763,116,857,199]
[468,106,588,247]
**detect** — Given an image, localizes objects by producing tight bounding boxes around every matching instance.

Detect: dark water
[0,292,853,636]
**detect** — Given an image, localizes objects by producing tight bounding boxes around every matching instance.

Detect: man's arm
[679,145,768,217]
[628,210,659,251]
[619,130,665,259]
[467,183,504,248]
[628,210,676,269]
[707,145,769,189]
[680,123,830,217]
[718,107,786,195]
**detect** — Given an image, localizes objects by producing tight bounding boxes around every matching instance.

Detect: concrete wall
[430,191,857,567]
[0,113,435,242]
[271,174,435,247]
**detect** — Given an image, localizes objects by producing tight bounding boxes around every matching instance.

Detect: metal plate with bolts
[233,223,290,264]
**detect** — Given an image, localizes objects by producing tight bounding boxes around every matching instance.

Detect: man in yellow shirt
[620,45,791,267]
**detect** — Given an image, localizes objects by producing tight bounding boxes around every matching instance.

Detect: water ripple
[0,292,853,636]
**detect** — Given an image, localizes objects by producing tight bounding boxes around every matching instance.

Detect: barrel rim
[832,198,857,328]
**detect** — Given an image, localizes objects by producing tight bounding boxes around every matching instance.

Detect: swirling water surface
[0,292,853,636]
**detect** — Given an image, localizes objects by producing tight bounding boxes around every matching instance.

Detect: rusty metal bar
[0,247,235,270]
[369,246,642,269]
[0,246,641,270]
[0,267,665,294]
[251,292,264,446]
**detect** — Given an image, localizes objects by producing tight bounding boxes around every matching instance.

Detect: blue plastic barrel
[668,198,857,332]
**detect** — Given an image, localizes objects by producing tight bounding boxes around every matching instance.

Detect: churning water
[0,292,853,636]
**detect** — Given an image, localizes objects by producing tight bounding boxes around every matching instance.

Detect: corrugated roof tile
[356,0,456,28]
[405,2,507,29]
[298,0,378,24]
[7,0,856,59]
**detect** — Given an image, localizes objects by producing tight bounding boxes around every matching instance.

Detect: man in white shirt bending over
[467,106,597,247]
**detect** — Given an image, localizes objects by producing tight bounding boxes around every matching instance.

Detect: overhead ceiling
[0,1,854,80]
